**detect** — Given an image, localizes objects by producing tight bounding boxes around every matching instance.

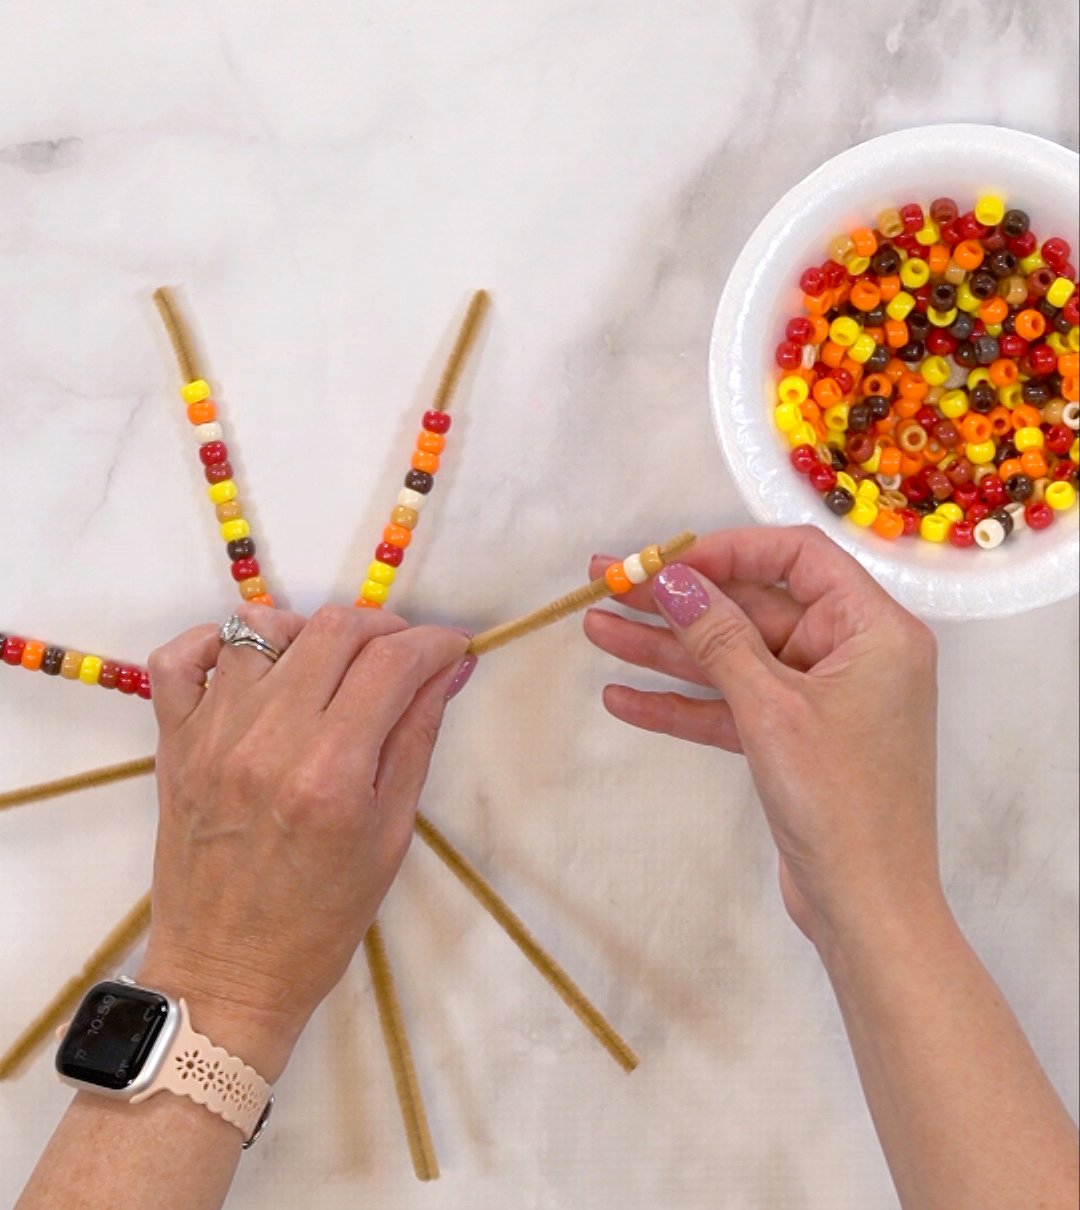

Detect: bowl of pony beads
[710,124,1079,619]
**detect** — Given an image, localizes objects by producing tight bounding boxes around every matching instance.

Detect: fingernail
[449,626,473,638]
[652,564,709,627]
[445,655,477,701]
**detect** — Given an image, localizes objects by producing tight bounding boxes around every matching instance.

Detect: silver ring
[219,615,283,663]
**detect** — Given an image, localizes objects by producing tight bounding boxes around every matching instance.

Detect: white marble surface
[1,2,1077,1206]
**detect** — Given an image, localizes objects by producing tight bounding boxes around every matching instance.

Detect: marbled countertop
[1,3,1077,1207]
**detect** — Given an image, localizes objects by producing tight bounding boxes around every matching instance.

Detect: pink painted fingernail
[446,655,477,701]
[652,564,709,627]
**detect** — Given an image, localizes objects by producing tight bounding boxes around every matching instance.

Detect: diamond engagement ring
[218,615,283,663]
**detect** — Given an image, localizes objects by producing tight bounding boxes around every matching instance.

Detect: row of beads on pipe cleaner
[152,288,274,607]
[0,633,149,698]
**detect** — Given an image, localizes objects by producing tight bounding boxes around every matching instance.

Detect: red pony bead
[799,267,827,296]
[926,329,958,356]
[99,661,120,690]
[952,483,980,509]
[1007,231,1037,258]
[204,461,233,484]
[1063,295,1079,325]
[948,520,976,548]
[775,341,802,370]
[375,542,404,568]
[998,332,1028,359]
[808,463,838,493]
[790,445,819,474]
[821,260,847,288]
[136,671,153,700]
[897,509,919,536]
[980,475,1008,507]
[1041,237,1071,269]
[422,410,452,434]
[899,203,924,232]
[1046,424,1074,455]
[1025,501,1054,530]
[116,667,139,695]
[966,502,991,525]
[786,317,814,344]
[230,557,260,582]
[198,440,228,466]
[831,367,854,395]
[2,636,25,665]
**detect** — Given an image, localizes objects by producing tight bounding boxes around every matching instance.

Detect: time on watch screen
[56,982,169,1090]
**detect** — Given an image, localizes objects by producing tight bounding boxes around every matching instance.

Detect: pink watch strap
[130,998,272,1142]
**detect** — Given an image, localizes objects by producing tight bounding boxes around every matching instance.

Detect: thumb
[651,563,778,707]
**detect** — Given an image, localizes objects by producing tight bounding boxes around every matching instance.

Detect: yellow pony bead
[181,379,211,404]
[836,472,859,497]
[973,194,1005,226]
[824,404,849,432]
[1045,481,1078,511]
[914,219,940,247]
[78,655,103,685]
[1014,426,1045,451]
[849,333,877,364]
[1047,332,1067,355]
[777,375,809,405]
[849,499,878,527]
[939,389,969,419]
[966,368,992,389]
[843,254,871,276]
[774,402,801,432]
[997,383,1023,409]
[966,440,997,465]
[860,449,882,474]
[956,282,981,312]
[1018,251,1046,275]
[857,478,880,501]
[920,356,951,386]
[207,479,238,504]
[220,518,250,542]
[789,422,817,447]
[1046,277,1076,308]
[919,514,950,542]
[360,579,390,605]
[1069,326,1080,353]
[936,502,963,522]
[927,306,958,328]
[985,323,1002,337]
[367,560,397,586]
[1071,438,1080,462]
[899,258,930,288]
[829,316,860,347]
[886,290,916,321]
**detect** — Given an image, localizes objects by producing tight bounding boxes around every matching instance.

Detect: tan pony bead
[60,651,84,679]
[215,500,244,523]
[391,505,419,530]
[239,576,267,601]
[639,545,664,576]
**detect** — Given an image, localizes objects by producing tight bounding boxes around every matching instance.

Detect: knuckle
[362,634,421,683]
[693,612,754,670]
[308,604,357,639]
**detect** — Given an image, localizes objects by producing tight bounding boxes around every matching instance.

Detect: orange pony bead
[850,281,881,311]
[1020,449,1049,479]
[899,452,925,477]
[878,274,901,301]
[840,357,865,386]
[1059,352,1080,378]
[1010,404,1043,430]
[953,240,984,270]
[800,400,823,424]
[878,445,903,477]
[927,244,950,276]
[922,439,947,464]
[604,563,633,595]
[821,341,846,368]
[851,227,877,257]
[249,594,275,608]
[416,430,446,455]
[862,373,893,397]
[411,450,440,474]
[21,640,45,671]
[897,371,929,402]
[356,598,383,609]
[986,406,1013,436]
[884,318,909,349]
[997,458,1023,483]
[383,524,413,548]
[1063,375,1079,402]
[884,358,906,382]
[861,326,884,345]
[988,359,1019,386]
[186,400,217,426]
[872,509,904,540]
[812,377,843,407]
[961,414,992,443]
[894,397,922,419]
[809,315,830,343]
[804,290,834,316]
[1014,309,1047,341]
[977,296,1008,325]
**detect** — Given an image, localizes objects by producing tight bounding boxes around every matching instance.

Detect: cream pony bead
[974,517,1006,549]
[181,379,211,404]
[622,553,648,585]
[397,487,426,511]
[876,473,902,491]
[1063,401,1080,431]
[193,422,224,444]
[1004,502,1027,531]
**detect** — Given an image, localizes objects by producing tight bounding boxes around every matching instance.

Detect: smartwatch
[56,977,274,1149]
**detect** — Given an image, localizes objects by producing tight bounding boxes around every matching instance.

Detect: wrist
[135,954,306,1084]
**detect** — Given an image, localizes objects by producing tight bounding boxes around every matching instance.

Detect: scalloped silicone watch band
[130,998,271,1141]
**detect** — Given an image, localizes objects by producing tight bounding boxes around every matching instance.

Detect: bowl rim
[709,123,1080,621]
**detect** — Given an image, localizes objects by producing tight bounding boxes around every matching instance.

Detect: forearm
[820,896,1078,1210]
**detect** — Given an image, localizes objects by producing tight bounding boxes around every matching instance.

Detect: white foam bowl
[710,124,1079,620]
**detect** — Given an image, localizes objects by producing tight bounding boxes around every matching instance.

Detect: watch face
[56,981,170,1091]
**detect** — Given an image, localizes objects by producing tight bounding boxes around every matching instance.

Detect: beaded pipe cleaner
[154,288,435,1179]
[0,528,694,1076]
[0,633,149,697]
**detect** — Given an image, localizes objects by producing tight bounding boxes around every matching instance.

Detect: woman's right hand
[584,526,942,951]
